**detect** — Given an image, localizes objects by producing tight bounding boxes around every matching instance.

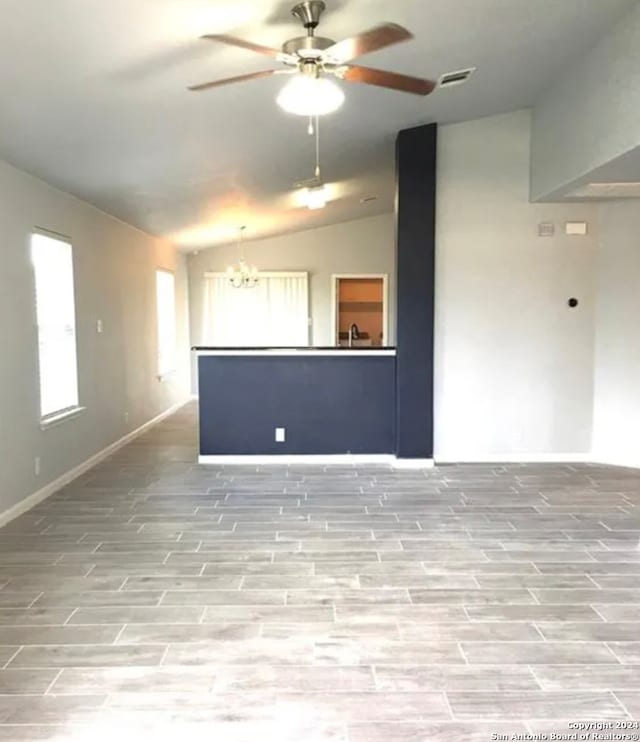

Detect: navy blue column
[395,123,437,459]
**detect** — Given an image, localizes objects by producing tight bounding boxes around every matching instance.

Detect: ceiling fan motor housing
[282,35,334,58]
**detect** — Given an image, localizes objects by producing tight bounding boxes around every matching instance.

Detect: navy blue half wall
[197,352,396,455]
[395,123,437,459]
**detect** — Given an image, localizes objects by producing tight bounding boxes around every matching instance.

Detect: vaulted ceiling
[0,0,635,248]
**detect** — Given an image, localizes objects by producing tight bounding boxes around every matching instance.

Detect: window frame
[155,268,177,380]
[31,228,84,429]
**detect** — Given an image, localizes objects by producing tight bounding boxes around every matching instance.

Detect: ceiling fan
[188,0,436,115]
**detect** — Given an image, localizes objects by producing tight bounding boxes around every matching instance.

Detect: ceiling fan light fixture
[277,74,345,116]
[305,184,327,210]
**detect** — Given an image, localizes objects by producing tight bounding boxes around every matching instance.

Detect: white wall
[0,158,190,519]
[531,2,640,200]
[435,110,599,460]
[592,200,640,468]
[188,213,395,387]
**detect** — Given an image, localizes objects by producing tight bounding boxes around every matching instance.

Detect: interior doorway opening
[332,275,388,347]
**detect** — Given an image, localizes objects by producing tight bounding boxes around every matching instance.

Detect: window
[31,231,80,422]
[202,272,309,347]
[156,269,176,377]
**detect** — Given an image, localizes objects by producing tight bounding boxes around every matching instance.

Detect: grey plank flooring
[1,402,639,739]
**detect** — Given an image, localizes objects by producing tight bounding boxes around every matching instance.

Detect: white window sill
[40,406,87,431]
[157,369,177,382]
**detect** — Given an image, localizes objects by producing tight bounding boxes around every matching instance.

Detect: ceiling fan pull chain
[315,115,321,178]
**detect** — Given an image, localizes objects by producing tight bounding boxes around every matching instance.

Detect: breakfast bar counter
[193,347,397,461]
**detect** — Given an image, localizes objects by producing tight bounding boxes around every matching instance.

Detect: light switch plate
[275,428,286,443]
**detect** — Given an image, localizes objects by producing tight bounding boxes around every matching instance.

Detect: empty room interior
[1,0,640,739]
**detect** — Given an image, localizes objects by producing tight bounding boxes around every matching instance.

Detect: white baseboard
[0,399,190,529]
[200,452,639,470]
[434,453,592,464]
[392,458,435,469]
[199,454,396,465]
[590,453,640,470]
[434,450,640,470]
[198,454,434,468]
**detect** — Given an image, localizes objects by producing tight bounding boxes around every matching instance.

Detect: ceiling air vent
[439,67,476,88]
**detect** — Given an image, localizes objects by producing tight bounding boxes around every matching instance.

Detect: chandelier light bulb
[277,75,345,117]
[227,228,259,288]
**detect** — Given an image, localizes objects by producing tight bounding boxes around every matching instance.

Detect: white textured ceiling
[0,0,635,248]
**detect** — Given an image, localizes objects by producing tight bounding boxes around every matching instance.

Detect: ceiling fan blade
[188,69,278,92]
[201,34,283,59]
[342,65,436,96]
[323,23,413,64]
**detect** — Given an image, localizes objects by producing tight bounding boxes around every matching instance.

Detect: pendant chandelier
[226,226,259,289]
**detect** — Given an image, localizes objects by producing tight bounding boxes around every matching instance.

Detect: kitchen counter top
[193,347,397,356]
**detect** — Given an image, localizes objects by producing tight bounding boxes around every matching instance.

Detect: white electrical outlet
[275,428,286,443]
[96,319,103,334]
[34,457,41,476]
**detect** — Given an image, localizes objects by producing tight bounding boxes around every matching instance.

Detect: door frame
[331,273,389,347]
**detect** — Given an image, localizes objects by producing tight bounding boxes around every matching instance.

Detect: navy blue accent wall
[198,355,396,455]
[395,123,437,459]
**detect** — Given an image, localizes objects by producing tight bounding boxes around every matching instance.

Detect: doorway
[332,275,388,347]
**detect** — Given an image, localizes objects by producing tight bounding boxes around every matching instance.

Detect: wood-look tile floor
[1,403,639,740]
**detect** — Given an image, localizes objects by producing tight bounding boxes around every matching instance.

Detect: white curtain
[202,273,309,347]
